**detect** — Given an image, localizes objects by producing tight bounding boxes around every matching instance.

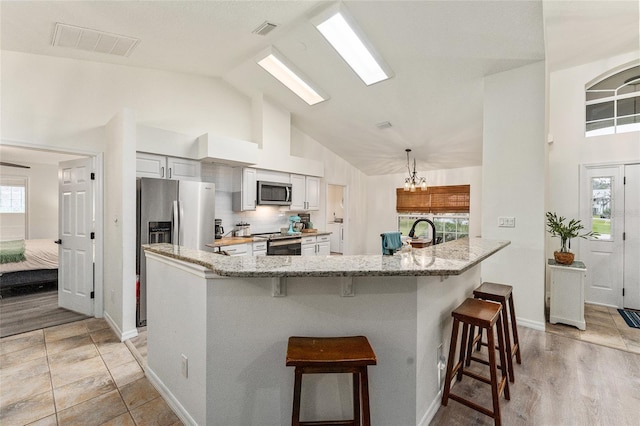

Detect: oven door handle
[268,238,302,247]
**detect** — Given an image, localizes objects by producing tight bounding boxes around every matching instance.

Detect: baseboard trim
[517,317,545,331]
[418,390,442,426]
[103,311,138,341]
[146,366,197,426]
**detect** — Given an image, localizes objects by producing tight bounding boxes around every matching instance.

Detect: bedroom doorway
[0,144,102,337]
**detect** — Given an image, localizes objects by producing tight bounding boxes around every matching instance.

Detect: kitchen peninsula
[143,238,509,426]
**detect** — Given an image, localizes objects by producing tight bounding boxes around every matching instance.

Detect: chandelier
[403,149,427,192]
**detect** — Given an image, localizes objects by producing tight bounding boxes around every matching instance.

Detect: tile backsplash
[201,163,312,236]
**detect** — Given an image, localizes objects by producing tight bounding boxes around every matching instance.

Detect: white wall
[1,51,252,151]
[0,163,59,240]
[364,167,483,255]
[103,109,137,339]
[547,52,640,261]
[291,127,369,255]
[482,61,546,329]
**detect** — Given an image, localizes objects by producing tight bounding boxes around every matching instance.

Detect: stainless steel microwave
[257,181,292,206]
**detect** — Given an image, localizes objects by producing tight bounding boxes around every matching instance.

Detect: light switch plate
[498,216,515,228]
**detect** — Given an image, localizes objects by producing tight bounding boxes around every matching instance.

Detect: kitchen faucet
[408,218,440,245]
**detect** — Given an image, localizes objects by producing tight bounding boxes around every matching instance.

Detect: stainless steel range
[253,233,302,256]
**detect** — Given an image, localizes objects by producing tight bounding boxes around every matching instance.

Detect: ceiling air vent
[52,23,140,57]
[252,21,278,36]
[376,121,393,129]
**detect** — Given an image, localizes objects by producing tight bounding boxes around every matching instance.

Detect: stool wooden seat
[442,298,510,426]
[468,282,522,383]
[286,336,377,426]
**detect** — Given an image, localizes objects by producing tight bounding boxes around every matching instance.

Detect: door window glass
[591,177,612,240]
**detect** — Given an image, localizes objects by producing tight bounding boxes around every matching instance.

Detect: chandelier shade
[403,149,427,192]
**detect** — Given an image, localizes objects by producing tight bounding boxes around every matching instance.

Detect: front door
[58,158,94,316]
[580,165,624,307]
[624,164,640,310]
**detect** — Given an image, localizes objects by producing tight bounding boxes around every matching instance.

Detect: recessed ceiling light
[52,23,139,57]
[256,46,328,106]
[312,4,393,86]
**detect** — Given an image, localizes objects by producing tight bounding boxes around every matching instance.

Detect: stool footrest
[299,421,357,426]
[462,369,492,385]
[448,393,495,418]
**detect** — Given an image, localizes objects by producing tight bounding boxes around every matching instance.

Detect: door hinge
[90,232,95,239]
[91,172,95,180]
[90,291,95,299]
[623,232,625,241]
[623,288,625,297]
[623,176,626,185]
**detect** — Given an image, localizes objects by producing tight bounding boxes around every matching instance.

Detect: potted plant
[545,212,598,265]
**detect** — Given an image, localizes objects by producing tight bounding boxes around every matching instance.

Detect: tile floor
[0,318,182,425]
[546,303,640,354]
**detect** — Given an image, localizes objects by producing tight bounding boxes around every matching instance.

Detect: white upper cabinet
[167,157,201,181]
[136,152,200,181]
[290,174,320,211]
[232,167,257,211]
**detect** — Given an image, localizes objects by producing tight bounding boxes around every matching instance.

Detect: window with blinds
[0,176,28,240]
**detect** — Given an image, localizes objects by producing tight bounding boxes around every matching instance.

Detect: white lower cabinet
[220,244,248,256]
[549,259,587,330]
[301,235,331,256]
[301,236,317,256]
[253,241,267,256]
[316,235,330,256]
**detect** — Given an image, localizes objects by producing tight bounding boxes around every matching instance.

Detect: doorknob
[54,239,62,244]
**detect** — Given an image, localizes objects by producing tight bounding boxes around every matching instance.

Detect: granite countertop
[144,237,510,278]
[207,232,331,248]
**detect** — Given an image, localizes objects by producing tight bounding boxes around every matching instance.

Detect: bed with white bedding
[0,239,58,294]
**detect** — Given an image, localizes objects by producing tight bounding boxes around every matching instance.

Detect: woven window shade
[396,185,470,213]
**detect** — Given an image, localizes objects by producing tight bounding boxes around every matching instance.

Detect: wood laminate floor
[430,325,640,425]
[0,290,89,338]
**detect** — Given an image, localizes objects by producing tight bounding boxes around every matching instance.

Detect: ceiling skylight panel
[313,5,393,86]
[258,50,326,105]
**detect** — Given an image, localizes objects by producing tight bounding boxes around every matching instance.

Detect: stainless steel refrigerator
[136,177,215,326]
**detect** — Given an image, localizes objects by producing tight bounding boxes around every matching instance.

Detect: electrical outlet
[181,354,188,378]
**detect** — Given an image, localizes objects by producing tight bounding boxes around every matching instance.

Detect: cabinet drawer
[253,241,267,251]
[316,235,330,243]
[220,244,247,255]
[301,236,316,245]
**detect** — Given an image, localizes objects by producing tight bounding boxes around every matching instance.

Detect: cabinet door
[316,241,330,256]
[305,176,320,211]
[167,157,201,181]
[242,168,257,210]
[290,174,306,211]
[301,244,316,256]
[136,153,167,178]
[234,168,256,211]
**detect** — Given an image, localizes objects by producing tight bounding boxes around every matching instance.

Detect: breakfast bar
[143,238,510,426]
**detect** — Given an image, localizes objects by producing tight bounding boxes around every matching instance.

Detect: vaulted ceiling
[1,1,638,174]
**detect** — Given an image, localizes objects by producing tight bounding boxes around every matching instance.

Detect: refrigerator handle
[178,200,185,246]
[172,200,179,245]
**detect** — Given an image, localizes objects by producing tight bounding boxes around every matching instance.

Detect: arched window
[586,65,640,136]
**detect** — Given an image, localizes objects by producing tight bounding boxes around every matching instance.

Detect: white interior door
[580,165,624,307]
[58,158,94,316]
[624,164,640,310]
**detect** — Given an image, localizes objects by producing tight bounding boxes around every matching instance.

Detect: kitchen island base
[145,252,483,426]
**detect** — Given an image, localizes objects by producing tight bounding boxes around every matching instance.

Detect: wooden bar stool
[442,298,510,426]
[286,336,377,426]
[468,282,522,383]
